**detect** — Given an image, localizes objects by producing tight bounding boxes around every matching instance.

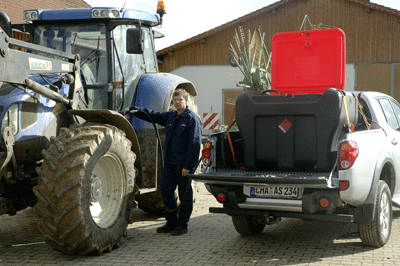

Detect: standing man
[121,89,202,236]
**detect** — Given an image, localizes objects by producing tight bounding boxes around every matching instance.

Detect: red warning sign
[279,119,292,133]
[203,113,219,130]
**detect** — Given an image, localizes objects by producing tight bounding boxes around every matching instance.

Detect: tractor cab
[19,5,165,111]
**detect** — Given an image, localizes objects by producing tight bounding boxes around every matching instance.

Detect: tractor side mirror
[126,28,144,54]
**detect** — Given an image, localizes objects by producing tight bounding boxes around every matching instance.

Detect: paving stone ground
[1,183,400,266]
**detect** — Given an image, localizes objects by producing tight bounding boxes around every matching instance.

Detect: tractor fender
[131,73,197,130]
[159,74,197,112]
[136,73,197,112]
[68,109,143,181]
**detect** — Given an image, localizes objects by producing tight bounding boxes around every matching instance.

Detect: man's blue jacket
[128,106,202,170]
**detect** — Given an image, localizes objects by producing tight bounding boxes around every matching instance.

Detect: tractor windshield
[32,24,108,87]
[32,24,109,109]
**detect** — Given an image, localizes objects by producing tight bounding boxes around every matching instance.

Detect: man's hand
[122,107,130,115]
[182,168,190,177]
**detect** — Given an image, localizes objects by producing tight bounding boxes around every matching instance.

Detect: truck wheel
[358,180,392,247]
[33,123,136,255]
[232,215,266,236]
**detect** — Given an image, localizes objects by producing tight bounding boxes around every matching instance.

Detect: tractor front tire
[33,123,136,255]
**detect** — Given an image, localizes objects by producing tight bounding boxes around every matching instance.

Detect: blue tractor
[0,2,197,255]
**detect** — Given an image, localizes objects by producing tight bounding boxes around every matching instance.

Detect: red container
[271,28,346,94]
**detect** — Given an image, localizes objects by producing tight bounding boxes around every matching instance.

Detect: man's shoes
[171,227,188,236]
[156,225,176,233]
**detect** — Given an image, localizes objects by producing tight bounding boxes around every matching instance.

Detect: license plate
[246,185,299,198]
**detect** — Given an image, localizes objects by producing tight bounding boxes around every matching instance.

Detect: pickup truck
[189,28,400,248]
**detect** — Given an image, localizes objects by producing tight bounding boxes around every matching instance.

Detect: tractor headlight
[92,9,120,18]
[23,11,39,22]
[1,104,19,136]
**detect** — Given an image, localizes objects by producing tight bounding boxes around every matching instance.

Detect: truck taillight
[202,140,211,166]
[217,193,226,203]
[339,141,359,170]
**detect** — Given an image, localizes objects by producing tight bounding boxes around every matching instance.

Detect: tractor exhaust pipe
[0,10,12,37]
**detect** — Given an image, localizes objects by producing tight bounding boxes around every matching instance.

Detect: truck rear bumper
[210,207,354,223]
[238,198,303,212]
[189,170,334,188]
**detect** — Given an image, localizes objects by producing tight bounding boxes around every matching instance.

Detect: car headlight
[1,103,19,136]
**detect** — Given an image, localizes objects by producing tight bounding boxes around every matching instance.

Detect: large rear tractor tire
[232,215,266,236]
[358,180,392,247]
[33,123,136,255]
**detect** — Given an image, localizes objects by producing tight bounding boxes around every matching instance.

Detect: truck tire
[358,180,392,247]
[232,215,266,236]
[137,94,201,214]
[33,123,136,255]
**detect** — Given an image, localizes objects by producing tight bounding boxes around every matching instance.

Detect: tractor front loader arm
[0,28,86,179]
[0,28,85,110]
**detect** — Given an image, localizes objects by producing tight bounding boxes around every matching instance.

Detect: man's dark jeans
[159,164,193,229]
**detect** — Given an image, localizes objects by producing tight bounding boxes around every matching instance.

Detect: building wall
[355,63,400,99]
[169,65,244,133]
[158,0,400,74]
[345,63,356,91]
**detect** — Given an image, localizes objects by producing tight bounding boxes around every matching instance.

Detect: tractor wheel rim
[90,153,125,228]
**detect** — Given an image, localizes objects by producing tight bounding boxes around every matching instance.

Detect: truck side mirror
[126,28,144,54]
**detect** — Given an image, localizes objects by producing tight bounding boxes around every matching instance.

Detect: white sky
[84,0,400,51]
